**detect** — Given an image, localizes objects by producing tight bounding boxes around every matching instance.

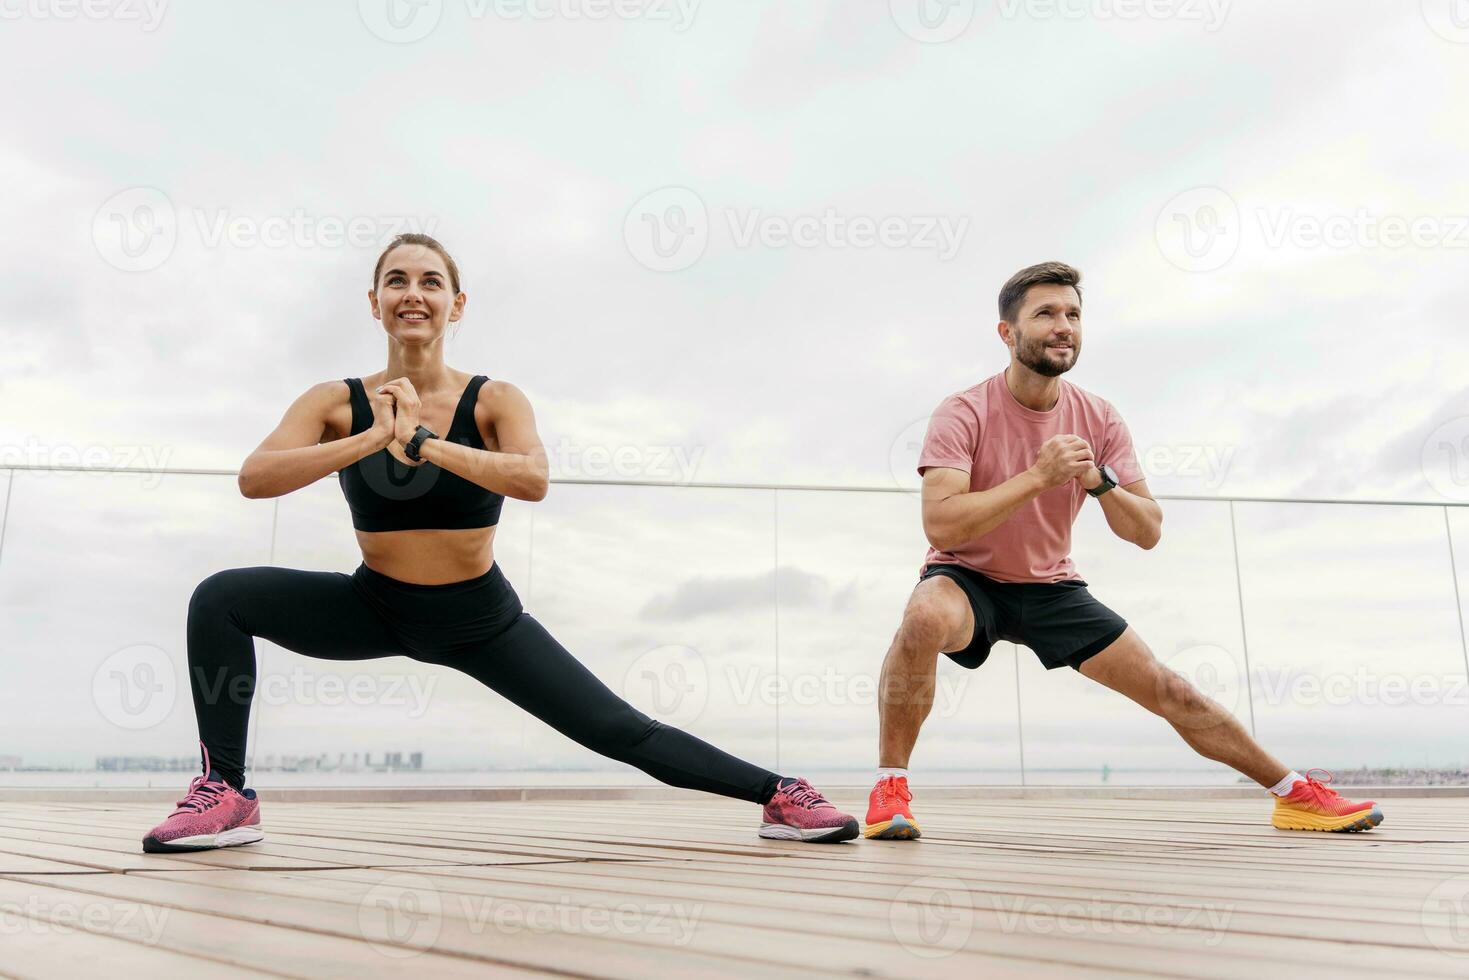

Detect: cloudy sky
[2,2,1467,781]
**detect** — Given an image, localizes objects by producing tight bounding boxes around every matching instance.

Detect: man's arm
[1083,471,1163,550]
[921,434,1095,552]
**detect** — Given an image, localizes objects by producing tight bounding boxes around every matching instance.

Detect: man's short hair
[999,261,1083,324]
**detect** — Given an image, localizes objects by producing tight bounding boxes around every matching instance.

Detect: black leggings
[187,562,779,804]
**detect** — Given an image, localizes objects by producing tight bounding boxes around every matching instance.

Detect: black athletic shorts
[921,563,1129,672]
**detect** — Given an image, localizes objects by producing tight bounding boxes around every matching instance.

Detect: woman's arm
[237,382,394,499]
[409,381,550,502]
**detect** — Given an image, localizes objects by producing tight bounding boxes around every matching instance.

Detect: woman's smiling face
[370,243,465,341]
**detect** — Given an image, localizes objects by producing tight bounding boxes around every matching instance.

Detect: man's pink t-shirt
[918,371,1143,584]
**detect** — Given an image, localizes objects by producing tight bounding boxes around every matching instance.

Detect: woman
[143,234,857,852]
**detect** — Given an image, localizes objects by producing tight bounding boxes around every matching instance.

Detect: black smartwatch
[404,425,438,463]
[1086,463,1119,498]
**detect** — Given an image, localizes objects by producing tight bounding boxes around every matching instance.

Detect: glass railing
[1,464,1464,788]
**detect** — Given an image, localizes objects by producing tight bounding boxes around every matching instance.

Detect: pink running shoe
[759,777,859,843]
[142,743,262,853]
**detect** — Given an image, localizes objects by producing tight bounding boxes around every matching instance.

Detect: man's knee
[894,592,967,655]
[1157,668,1214,717]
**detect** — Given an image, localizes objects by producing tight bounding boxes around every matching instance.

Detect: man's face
[1007,283,1082,377]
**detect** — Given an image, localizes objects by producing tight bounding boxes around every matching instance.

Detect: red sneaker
[759,778,859,843]
[1271,769,1382,832]
[864,775,921,840]
[142,743,263,853]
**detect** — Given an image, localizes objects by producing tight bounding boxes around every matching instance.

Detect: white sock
[1268,770,1305,796]
[876,768,909,783]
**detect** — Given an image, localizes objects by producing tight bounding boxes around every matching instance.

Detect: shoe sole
[758,818,860,843]
[863,814,921,840]
[143,826,264,853]
[1272,805,1383,833]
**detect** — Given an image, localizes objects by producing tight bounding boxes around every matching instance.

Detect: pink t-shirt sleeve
[1101,402,1143,486]
[917,395,979,476]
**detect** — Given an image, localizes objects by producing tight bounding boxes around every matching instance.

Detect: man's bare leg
[1077,627,1287,786]
[877,576,975,768]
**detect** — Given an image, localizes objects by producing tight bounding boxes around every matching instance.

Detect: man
[865,261,1381,840]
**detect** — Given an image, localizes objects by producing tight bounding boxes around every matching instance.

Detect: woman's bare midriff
[356,525,499,585]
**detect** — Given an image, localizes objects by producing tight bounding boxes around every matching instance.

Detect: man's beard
[1016,334,1080,377]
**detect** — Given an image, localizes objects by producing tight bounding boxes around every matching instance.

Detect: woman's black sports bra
[337,375,505,532]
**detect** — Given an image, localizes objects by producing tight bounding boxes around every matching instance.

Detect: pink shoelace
[1300,767,1344,804]
[781,778,834,810]
[173,741,230,815]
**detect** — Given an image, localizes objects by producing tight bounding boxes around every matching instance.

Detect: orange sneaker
[864,775,921,840]
[1271,769,1382,832]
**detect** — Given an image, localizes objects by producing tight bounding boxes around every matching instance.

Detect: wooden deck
[0,793,1466,978]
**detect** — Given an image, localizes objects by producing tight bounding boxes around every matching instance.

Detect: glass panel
[1238,503,1468,780]
[0,471,272,787]
[520,483,779,783]
[774,489,1024,784]
[1016,499,1246,785]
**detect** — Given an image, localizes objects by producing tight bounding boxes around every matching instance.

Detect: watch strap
[405,425,438,462]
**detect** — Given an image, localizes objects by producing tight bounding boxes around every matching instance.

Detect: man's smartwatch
[1086,463,1119,498]
[404,425,438,463]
